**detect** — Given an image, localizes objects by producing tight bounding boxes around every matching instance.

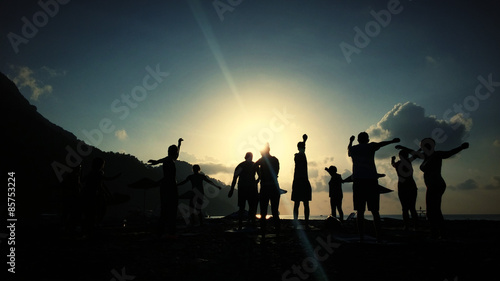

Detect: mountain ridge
[1,72,237,221]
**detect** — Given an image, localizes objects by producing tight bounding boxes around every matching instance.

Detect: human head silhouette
[399,150,410,160]
[297,134,307,152]
[193,164,201,173]
[357,132,369,144]
[168,144,179,160]
[245,152,253,162]
[420,138,436,155]
[91,157,105,171]
[327,165,337,174]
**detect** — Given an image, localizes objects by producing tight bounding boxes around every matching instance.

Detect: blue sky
[2,0,500,215]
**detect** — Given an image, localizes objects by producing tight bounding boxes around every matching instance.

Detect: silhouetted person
[391,151,418,230]
[348,132,400,241]
[178,164,222,226]
[229,152,259,230]
[148,138,183,237]
[61,164,82,233]
[292,134,312,229]
[396,139,469,239]
[325,166,344,221]
[255,143,280,237]
[81,158,120,236]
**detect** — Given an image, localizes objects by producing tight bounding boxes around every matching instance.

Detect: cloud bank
[367,102,472,157]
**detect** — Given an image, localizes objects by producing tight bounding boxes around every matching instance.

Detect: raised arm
[347,135,355,156]
[441,142,469,159]
[324,167,333,176]
[177,138,183,154]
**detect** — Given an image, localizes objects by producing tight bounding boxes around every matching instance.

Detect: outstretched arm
[441,142,469,159]
[395,145,424,159]
[177,177,189,186]
[376,138,400,149]
[204,177,222,190]
[342,175,353,183]
[148,158,165,165]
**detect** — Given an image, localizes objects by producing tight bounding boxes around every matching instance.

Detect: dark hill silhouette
[1,72,237,223]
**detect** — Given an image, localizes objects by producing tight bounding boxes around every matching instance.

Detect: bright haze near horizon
[2,0,499,216]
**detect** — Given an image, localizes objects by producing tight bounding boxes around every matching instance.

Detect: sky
[2,0,500,216]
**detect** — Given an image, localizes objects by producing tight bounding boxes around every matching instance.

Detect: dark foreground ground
[6,216,500,281]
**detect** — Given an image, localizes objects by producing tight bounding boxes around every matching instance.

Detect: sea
[209,214,500,221]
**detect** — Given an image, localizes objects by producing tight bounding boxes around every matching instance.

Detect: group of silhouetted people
[62,132,468,241]
[60,157,121,237]
[395,138,469,239]
[347,132,468,241]
[227,142,282,236]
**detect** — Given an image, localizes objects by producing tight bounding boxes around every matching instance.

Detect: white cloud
[10,65,53,101]
[197,163,234,175]
[484,176,500,190]
[367,102,472,157]
[115,129,128,141]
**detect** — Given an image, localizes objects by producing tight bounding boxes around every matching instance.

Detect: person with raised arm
[391,150,418,231]
[148,138,183,237]
[396,138,469,239]
[291,134,312,230]
[348,132,400,242]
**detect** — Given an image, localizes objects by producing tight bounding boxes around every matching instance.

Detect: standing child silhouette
[325,166,344,221]
[177,164,222,226]
[391,150,418,230]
